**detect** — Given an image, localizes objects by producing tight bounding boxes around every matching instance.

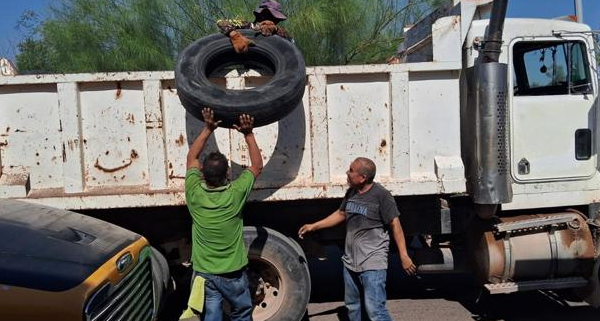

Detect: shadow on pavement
[306,245,600,321]
[160,244,599,321]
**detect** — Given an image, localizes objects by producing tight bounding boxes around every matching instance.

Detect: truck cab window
[512,41,592,96]
[569,42,593,94]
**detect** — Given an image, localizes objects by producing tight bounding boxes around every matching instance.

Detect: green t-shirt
[185,167,255,274]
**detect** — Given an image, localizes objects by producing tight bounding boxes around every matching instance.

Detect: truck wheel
[243,226,310,321]
[175,30,306,128]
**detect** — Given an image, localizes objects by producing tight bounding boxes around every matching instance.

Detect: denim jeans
[343,267,392,321]
[193,269,253,321]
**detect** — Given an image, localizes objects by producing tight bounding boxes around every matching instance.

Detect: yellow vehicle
[0,199,170,321]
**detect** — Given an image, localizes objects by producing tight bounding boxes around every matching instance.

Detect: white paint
[0,13,598,212]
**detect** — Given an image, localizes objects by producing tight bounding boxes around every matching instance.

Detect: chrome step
[484,277,588,294]
[494,214,576,233]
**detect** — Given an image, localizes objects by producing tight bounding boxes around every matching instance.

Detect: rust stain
[0,141,8,147]
[340,85,345,90]
[175,134,185,146]
[127,137,131,142]
[62,143,67,162]
[94,158,133,173]
[105,150,110,155]
[127,113,135,124]
[130,149,139,159]
[168,162,173,169]
[452,15,460,27]
[2,172,28,185]
[116,82,122,99]
[5,127,9,133]
[479,213,595,283]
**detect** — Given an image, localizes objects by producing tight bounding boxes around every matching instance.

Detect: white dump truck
[1,0,599,319]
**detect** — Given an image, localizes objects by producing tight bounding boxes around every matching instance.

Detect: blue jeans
[343,267,392,321]
[193,269,253,321]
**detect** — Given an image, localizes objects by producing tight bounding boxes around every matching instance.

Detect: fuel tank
[471,212,595,284]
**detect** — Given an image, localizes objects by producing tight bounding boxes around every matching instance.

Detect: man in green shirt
[185,108,263,321]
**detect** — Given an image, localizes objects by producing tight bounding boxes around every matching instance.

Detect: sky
[0,0,599,61]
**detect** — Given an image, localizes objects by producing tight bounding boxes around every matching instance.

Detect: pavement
[163,246,600,321]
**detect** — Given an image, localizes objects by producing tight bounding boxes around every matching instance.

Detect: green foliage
[287,0,438,65]
[17,0,176,73]
[16,0,442,73]
[15,38,53,73]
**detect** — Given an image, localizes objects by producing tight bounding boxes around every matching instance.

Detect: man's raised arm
[233,114,263,178]
[186,108,221,170]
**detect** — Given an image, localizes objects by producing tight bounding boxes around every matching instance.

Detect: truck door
[510,39,596,182]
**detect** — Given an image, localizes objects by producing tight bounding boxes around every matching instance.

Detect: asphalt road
[306,272,599,321]
[305,247,599,321]
[162,247,600,321]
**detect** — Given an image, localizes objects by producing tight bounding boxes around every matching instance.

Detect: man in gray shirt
[298,157,416,321]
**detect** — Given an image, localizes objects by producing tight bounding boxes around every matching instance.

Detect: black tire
[175,30,306,128]
[150,246,172,319]
[243,226,310,321]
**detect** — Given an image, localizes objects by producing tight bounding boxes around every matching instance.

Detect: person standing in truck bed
[217,0,292,54]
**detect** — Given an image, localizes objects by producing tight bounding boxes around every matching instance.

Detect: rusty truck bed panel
[0,64,465,209]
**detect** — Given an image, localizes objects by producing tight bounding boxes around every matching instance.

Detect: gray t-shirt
[339,182,400,272]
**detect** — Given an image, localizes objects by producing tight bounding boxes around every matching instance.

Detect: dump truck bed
[0,62,464,210]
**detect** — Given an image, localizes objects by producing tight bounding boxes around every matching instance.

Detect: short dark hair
[202,152,229,187]
[355,157,376,184]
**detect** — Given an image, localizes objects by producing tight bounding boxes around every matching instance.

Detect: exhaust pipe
[481,0,508,63]
[462,0,512,205]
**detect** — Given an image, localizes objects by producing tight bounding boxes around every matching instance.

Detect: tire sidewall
[176,30,306,128]
[243,226,310,321]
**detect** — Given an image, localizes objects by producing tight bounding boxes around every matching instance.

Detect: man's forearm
[245,133,263,170]
[314,210,346,230]
[187,128,212,165]
[391,218,410,257]
[217,19,251,36]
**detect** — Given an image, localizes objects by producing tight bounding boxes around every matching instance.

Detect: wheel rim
[247,255,285,320]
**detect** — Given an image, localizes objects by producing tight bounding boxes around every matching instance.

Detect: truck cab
[467,19,598,210]
[397,0,600,304]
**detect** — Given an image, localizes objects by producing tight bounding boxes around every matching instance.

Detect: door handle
[575,129,592,160]
[518,158,530,175]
